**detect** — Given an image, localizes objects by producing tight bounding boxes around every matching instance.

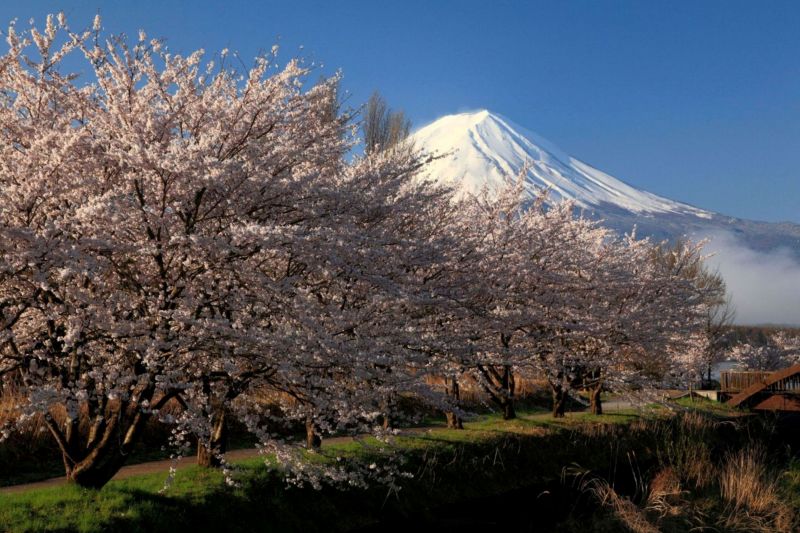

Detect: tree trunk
[197,410,228,468]
[445,375,464,429]
[589,385,603,415]
[48,390,164,489]
[381,394,394,430]
[65,448,128,489]
[583,368,603,416]
[552,385,567,418]
[445,411,464,429]
[503,399,516,420]
[305,416,321,450]
[57,408,146,488]
[500,364,516,420]
[475,363,517,420]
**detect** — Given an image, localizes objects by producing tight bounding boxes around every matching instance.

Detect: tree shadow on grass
[95,474,399,533]
[18,419,672,533]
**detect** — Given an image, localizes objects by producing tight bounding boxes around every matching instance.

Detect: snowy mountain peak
[411,111,800,325]
[412,110,713,219]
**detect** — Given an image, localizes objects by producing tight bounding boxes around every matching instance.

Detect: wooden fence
[720,370,771,392]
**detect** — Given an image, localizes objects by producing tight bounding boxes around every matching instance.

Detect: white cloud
[698,231,800,326]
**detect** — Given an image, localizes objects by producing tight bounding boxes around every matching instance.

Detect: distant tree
[724,325,800,350]
[730,331,800,371]
[549,235,710,417]
[362,92,411,154]
[650,240,733,386]
[703,295,735,384]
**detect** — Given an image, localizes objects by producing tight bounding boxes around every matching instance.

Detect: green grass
[673,394,741,414]
[1,466,272,533]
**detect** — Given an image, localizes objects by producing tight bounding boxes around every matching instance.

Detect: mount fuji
[411,110,800,260]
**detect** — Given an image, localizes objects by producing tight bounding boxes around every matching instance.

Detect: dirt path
[602,398,635,412]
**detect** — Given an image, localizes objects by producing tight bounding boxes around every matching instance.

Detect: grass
[0,399,795,532]
[673,394,742,414]
[780,457,800,512]
[719,446,784,518]
[583,413,798,532]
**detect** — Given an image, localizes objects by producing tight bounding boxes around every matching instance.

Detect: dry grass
[585,478,660,533]
[645,467,684,517]
[584,413,796,533]
[2,387,184,437]
[720,446,779,513]
[0,384,50,439]
[634,411,717,489]
[0,383,23,424]
[718,446,795,532]
[424,374,549,405]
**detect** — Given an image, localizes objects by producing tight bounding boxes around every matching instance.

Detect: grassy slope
[0,409,641,533]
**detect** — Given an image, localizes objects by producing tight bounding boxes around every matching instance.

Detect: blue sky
[3,1,798,223]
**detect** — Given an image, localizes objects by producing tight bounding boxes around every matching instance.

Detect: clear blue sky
[3,1,799,223]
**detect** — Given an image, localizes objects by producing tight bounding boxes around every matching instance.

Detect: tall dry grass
[645,466,684,517]
[718,446,795,532]
[633,411,717,489]
[584,413,796,533]
[0,383,51,438]
[424,374,549,405]
[586,478,661,533]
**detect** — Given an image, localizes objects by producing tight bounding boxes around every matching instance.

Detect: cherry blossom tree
[425,184,620,419]
[575,236,716,414]
[0,15,455,487]
[729,331,800,371]
[423,182,713,419]
[645,240,736,392]
[427,185,566,420]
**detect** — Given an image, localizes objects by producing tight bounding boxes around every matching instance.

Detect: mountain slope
[411,110,800,258]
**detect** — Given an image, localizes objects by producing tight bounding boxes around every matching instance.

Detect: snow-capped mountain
[412,110,800,259]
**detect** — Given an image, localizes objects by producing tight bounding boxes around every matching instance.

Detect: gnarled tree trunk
[586,368,603,415]
[476,363,517,420]
[380,392,396,430]
[500,364,516,420]
[46,386,174,489]
[503,398,516,420]
[475,334,517,420]
[445,411,463,429]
